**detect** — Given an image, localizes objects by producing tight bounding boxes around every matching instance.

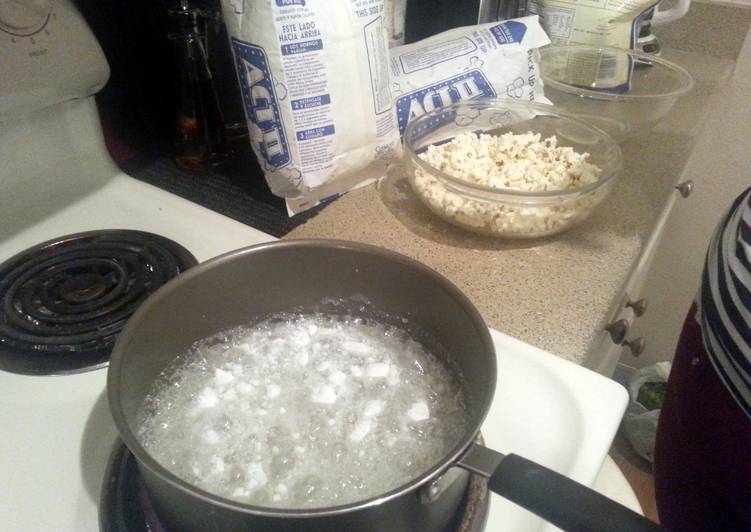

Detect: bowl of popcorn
[403,99,622,238]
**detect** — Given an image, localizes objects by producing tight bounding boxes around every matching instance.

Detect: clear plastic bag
[622,361,671,463]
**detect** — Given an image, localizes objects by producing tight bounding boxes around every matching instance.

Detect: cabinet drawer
[585,183,692,376]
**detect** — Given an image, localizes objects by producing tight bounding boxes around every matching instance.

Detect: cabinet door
[585,188,682,377]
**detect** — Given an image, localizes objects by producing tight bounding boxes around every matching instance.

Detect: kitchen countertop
[285,47,737,365]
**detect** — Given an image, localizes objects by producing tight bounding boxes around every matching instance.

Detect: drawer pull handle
[626,298,648,317]
[623,337,646,357]
[675,180,694,198]
[605,319,629,344]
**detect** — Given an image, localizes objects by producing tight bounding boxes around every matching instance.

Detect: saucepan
[108,239,660,532]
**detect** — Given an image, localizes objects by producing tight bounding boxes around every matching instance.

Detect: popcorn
[413,132,604,237]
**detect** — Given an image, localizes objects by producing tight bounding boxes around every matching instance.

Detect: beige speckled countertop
[285,45,737,366]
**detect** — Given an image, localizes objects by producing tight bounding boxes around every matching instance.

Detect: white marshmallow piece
[363,400,385,418]
[349,418,372,442]
[246,462,268,490]
[328,370,347,386]
[407,401,430,422]
[237,382,254,394]
[295,350,309,366]
[210,456,225,474]
[214,368,235,386]
[342,341,372,355]
[196,387,219,409]
[204,429,221,445]
[266,384,281,399]
[311,384,337,404]
[366,362,390,378]
[237,343,252,355]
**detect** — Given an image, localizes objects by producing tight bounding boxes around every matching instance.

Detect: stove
[0,2,633,531]
[0,3,275,529]
[0,230,197,375]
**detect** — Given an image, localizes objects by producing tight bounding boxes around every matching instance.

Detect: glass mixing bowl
[403,99,622,239]
[537,45,694,143]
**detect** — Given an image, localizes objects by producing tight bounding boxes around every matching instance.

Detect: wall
[618,24,751,370]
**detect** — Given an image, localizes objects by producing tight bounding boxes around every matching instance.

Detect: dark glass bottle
[168,0,230,172]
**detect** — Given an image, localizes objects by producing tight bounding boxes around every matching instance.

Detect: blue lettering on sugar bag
[395,70,495,134]
[276,0,305,6]
[489,20,527,45]
[296,125,335,141]
[282,39,323,56]
[291,94,331,111]
[232,38,290,168]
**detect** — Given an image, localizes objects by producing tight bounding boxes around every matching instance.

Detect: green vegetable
[637,382,666,410]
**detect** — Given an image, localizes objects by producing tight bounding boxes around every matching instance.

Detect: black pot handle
[458,445,663,532]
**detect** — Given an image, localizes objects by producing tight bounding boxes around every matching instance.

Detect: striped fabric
[700,187,751,420]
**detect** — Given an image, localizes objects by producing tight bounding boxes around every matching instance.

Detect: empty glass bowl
[537,45,694,143]
[403,99,622,239]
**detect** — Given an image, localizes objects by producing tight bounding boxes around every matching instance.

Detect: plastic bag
[389,16,551,135]
[529,0,659,49]
[221,0,400,215]
[622,361,671,463]
[527,0,660,90]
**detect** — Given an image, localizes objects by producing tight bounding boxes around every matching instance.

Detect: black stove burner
[0,231,197,375]
[100,443,490,532]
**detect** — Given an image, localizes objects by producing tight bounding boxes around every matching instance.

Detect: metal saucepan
[108,240,660,532]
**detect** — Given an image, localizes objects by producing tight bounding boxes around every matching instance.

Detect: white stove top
[0,123,275,532]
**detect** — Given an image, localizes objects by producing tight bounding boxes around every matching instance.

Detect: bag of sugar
[389,16,551,135]
[222,0,400,214]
